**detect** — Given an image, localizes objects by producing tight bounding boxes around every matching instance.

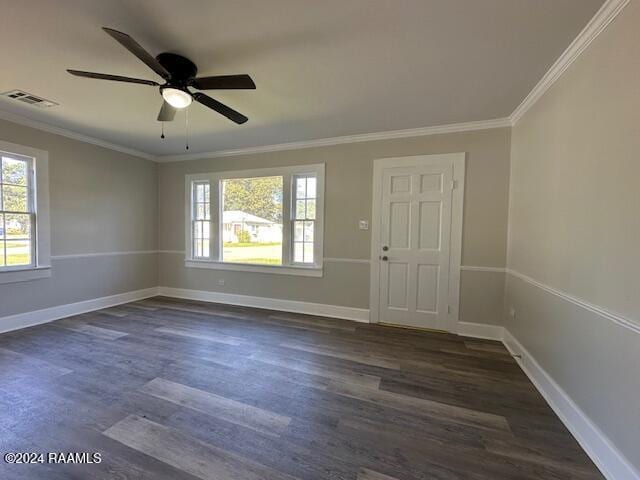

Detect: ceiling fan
[67,27,255,124]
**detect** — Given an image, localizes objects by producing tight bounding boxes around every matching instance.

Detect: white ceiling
[0,0,603,157]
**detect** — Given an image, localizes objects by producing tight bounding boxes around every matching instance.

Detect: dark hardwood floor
[0,296,603,479]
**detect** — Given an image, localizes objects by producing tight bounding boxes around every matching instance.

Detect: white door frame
[369,153,466,333]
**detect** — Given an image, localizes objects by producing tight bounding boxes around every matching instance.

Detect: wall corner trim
[509,0,630,125]
[503,329,640,480]
[457,322,504,341]
[157,286,370,323]
[0,287,158,334]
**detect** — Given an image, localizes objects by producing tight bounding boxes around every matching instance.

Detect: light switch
[359,220,369,230]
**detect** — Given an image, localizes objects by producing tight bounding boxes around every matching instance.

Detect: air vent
[1,90,58,108]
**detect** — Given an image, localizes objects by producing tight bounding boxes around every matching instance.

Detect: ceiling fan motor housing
[156,52,197,86]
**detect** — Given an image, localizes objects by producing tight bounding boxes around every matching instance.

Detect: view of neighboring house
[222,210,282,243]
[0,217,24,237]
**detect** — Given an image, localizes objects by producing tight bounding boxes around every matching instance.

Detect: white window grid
[292,175,317,264]
[191,181,211,259]
[0,153,36,269]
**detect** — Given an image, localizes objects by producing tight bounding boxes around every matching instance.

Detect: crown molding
[0,0,627,162]
[0,108,510,163]
[155,117,512,162]
[509,0,629,125]
[0,109,156,161]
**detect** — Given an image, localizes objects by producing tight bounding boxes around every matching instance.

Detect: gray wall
[158,128,511,324]
[0,119,510,326]
[0,119,158,318]
[505,0,640,470]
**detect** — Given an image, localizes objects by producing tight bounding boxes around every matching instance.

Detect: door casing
[369,153,465,333]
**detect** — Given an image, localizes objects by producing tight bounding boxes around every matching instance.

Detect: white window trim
[0,140,51,284]
[184,164,324,277]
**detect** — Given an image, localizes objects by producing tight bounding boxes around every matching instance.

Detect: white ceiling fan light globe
[162,88,192,108]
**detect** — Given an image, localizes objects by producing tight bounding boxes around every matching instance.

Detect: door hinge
[447,305,452,314]
[450,180,458,190]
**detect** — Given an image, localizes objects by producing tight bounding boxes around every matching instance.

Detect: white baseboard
[457,321,504,341]
[2,283,635,480]
[503,329,639,480]
[0,287,159,334]
[157,286,370,323]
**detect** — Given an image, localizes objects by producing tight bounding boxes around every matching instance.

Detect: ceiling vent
[1,90,58,108]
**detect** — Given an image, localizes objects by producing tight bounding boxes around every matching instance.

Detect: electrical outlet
[218,279,225,286]
[509,306,516,318]
[359,220,369,230]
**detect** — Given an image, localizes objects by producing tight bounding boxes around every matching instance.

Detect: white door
[372,155,463,331]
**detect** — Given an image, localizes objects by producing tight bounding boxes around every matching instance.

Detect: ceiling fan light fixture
[162,87,192,108]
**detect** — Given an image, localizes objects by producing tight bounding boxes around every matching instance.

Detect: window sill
[185,259,323,277]
[0,265,52,285]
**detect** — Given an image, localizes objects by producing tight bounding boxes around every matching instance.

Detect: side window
[191,181,211,259]
[0,154,34,268]
[292,175,317,264]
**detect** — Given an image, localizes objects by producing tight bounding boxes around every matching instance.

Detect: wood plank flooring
[0,296,604,480]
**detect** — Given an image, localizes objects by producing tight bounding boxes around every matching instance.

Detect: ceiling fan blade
[193,92,248,124]
[67,69,159,86]
[192,74,256,90]
[102,27,170,80]
[157,100,177,121]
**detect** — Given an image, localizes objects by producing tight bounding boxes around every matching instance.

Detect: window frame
[291,174,318,265]
[190,181,211,260]
[184,164,324,277]
[0,140,51,284]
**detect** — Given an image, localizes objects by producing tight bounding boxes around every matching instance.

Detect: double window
[0,141,50,284]
[186,164,324,276]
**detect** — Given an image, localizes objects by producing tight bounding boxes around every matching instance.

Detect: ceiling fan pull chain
[161,122,165,139]
[185,108,190,150]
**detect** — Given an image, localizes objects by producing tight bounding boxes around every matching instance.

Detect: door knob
[382,246,389,251]
[381,256,388,261]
